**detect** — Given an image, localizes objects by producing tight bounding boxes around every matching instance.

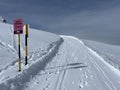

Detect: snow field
[0,22,120,90]
[0,22,63,90]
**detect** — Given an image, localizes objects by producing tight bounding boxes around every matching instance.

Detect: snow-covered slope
[0,22,63,90]
[0,23,60,69]
[26,36,120,90]
[0,22,120,90]
[83,40,120,70]
[0,22,61,70]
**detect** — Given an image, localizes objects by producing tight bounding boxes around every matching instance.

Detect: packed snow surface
[0,22,120,90]
[83,40,120,70]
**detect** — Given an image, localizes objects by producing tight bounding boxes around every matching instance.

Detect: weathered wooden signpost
[14,19,23,72]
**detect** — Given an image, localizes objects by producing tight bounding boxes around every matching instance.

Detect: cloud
[47,7,120,44]
[1,0,120,44]
[49,7,120,31]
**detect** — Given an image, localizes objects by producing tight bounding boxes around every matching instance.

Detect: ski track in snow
[0,37,63,90]
[27,36,120,90]
[55,40,68,90]
[71,36,120,90]
[56,41,81,90]
[0,60,17,73]
[89,56,116,90]
[0,39,16,54]
[27,36,88,90]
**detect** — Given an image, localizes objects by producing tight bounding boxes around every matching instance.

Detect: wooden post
[24,24,28,65]
[18,34,21,72]
[13,19,23,72]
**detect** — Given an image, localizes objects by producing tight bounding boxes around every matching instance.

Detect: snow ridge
[0,38,63,90]
[64,35,120,77]
[86,45,120,77]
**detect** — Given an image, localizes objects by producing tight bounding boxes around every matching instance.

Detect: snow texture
[0,22,120,90]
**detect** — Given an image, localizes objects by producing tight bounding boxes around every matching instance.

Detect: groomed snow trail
[0,37,63,90]
[27,36,120,90]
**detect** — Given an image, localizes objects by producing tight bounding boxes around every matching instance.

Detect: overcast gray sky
[0,0,120,45]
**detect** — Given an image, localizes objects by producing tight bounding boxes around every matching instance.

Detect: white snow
[0,22,120,90]
[86,46,120,77]
[83,40,120,72]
